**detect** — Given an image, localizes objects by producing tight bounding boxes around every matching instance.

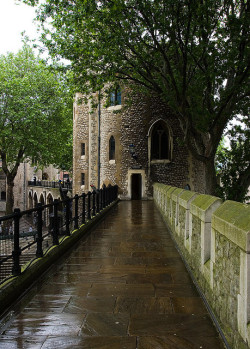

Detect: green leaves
[21,0,249,195]
[216,116,250,202]
[21,0,249,114]
[0,44,73,173]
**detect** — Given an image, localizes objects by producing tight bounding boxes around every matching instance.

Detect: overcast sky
[0,0,39,55]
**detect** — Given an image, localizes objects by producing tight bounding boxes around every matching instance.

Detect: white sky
[0,0,39,55]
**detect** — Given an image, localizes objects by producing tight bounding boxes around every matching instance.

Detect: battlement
[154,183,250,349]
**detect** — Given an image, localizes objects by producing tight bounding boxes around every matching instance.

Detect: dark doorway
[131,174,142,200]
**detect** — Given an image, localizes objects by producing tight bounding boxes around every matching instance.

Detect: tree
[0,45,73,214]
[23,0,249,195]
[216,116,250,202]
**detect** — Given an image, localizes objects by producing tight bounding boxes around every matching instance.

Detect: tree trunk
[6,177,15,215]
[0,149,23,215]
[203,158,218,196]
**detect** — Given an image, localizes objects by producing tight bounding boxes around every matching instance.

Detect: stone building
[0,161,62,215]
[73,87,205,199]
[13,163,61,211]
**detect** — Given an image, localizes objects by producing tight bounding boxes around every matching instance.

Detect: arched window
[39,194,45,205]
[150,120,172,161]
[28,192,33,210]
[110,86,121,106]
[109,136,115,160]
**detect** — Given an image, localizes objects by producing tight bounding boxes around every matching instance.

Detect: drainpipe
[98,90,101,190]
[23,162,26,210]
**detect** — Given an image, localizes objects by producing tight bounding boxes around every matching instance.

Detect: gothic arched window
[150,121,172,161]
[109,136,115,160]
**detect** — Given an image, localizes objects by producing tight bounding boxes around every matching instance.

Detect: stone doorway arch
[127,169,146,200]
[131,174,142,200]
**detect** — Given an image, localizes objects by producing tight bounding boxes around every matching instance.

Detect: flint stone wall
[73,90,207,198]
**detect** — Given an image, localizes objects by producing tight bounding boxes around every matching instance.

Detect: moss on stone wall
[153,183,250,349]
[213,201,250,252]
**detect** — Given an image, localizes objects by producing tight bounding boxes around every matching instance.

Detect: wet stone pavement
[0,201,225,349]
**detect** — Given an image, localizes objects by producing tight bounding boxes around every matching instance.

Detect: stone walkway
[0,201,225,349]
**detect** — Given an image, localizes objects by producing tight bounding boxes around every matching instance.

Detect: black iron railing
[0,185,118,284]
[27,180,73,190]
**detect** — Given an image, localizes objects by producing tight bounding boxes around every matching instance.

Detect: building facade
[0,162,64,215]
[73,88,206,199]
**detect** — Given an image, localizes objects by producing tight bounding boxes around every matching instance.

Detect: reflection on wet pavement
[0,201,225,348]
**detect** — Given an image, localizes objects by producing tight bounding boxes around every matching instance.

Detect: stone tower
[73,87,205,199]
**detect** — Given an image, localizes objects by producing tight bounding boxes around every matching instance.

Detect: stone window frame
[109,135,116,163]
[81,173,85,186]
[80,142,87,160]
[110,86,121,106]
[106,86,122,111]
[147,119,173,165]
[0,191,6,201]
[81,143,85,156]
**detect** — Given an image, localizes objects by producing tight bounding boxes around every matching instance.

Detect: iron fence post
[96,190,100,214]
[106,186,109,205]
[92,190,96,216]
[111,185,113,203]
[12,208,21,275]
[36,203,44,258]
[105,185,108,206]
[107,185,110,205]
[52,199,59,245]
[103,186,106,208]
[100,189,103,210]
[109,185,113,204]
[82,193,86,224]
[65,197,71,236]
[87,191,91,220]
[74,194,79,230]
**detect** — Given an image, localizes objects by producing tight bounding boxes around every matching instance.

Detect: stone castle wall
[12,163,60,211]
[154,183,250,349]
[73,88,206,198]
[99,103,122,189]
[73,94,90,195]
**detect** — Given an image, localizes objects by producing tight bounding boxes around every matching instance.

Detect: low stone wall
[153,183,250,349]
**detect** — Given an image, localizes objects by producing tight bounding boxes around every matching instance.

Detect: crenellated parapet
[154,183,250,349]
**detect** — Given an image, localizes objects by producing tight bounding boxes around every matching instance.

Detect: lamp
[129,144,137,159]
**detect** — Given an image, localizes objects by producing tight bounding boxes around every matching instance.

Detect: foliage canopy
[22,0,249,196]
[216,116,250,202]
[0,45,73,213]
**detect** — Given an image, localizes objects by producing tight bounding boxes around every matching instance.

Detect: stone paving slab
[0,201,225,348]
